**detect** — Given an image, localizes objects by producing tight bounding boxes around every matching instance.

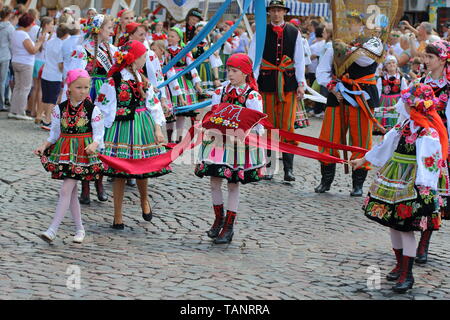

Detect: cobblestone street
[1,112,449,300]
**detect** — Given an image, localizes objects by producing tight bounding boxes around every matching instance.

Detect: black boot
[79,181,90,204]
[350,169,368,197]
[415,230,433,264]
[392,256,414,293]
[386,248,403,281]
[282,153,295,182]
[206,204,225,238]
[95,176,108,202]
[214,210,236,244]
[314,163,336,193]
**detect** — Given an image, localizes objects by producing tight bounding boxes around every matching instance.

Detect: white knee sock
[389,228,403,250]
[48,179,78,233]
[400,231,416,257]
[69,182,84,232]
[210,177,223,205]
[227,182,240,212]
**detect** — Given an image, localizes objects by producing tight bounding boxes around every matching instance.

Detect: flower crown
[113,43,136,65]
[401,83,438,114]
[82,15,105,35]
[430,40,450,62]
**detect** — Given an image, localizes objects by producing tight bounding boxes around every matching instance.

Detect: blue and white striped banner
[245,0,329,17]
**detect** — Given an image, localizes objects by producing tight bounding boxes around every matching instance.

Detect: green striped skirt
[102,109,171,179]
[194,135,266,184]
[90,75,107,101]
[171,68,199,118]
[198,61,214,92]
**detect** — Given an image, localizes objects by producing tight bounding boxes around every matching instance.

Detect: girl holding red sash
[96,40,171,230]
[351,83,447,293]
[34,69,105,244]
[195,53,267,244]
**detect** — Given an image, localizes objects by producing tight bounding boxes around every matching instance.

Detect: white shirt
[307,39,326,73]
[62,34,82,79]
[42,37,65,82]
[248,22,306,85]
[11,30,35,66]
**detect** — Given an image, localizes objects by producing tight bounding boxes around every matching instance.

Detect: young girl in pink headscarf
[34,69,105,244]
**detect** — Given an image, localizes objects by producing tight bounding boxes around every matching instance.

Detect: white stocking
[210,177,223,205]
[400,231,416,257]
[48,179,78,233]
[389,228,403,250]
[69,182,84,232]
[227,182,240,212]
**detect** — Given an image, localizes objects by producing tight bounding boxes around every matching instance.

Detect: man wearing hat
[248,0,306,182]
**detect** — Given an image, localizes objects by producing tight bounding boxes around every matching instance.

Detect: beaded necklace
[66,100,85,128]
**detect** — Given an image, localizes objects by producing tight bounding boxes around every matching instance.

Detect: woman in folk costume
[351,83,447,293]
[373,55,408,135]
[395,40,450,265]
[167,27,203,142]
[69,14,117,205]
[194,54,266,244]
[112,9,135,47]
[192,21,223,94]
[96,40,170,229]
[150,40,184,143]
[34,69,105,244]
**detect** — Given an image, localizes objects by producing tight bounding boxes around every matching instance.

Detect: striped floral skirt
[194,134,266,184]
[363,152,441,232]
[438,160,450,220]
[163,86,176,123]
[294,99,310,129]
[373,93,401,134]
[171,68,199,118]
[102,108,171,179]
[198,61,214,93]
[41,132,104,181]
[219,53,230,81]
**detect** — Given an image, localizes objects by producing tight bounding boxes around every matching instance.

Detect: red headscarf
[117,22,142,47]
[108,40,147,78]
[224,20,234,27]
[226,53,258,92]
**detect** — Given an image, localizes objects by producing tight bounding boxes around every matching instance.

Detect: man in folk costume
[248,0,306,182]
[315,6,395,196]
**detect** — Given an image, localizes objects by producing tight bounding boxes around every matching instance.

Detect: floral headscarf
[82,14,105,38]
[428,40,450,82]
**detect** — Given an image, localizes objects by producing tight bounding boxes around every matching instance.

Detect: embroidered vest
[258,23,299,93]
[112,73,146,122]
[59,99,94,134]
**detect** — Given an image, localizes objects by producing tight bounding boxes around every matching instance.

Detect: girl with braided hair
[96,40,171,230]
[351,83,447,293]
[68,14,117,205]
[394,40,450,266]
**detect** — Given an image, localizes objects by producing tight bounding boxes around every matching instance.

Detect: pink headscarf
[66,69,90,86]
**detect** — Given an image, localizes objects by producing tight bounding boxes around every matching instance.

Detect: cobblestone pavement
[1,111,449,300]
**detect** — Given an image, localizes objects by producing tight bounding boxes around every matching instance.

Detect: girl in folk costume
[351,83,447,293]
[396,40,450,265]
[113,9,135,47]
[70,14,117,205]
[151,40,184,143]
[167,27,203,142]
[192,21,223,93]
[218,20,240,81]
[182,8,203,45]
[96,40,171,229]
[194,54,266,244]
[34,69,105,244]
[373,55,408,134]
[150,19,168,45]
